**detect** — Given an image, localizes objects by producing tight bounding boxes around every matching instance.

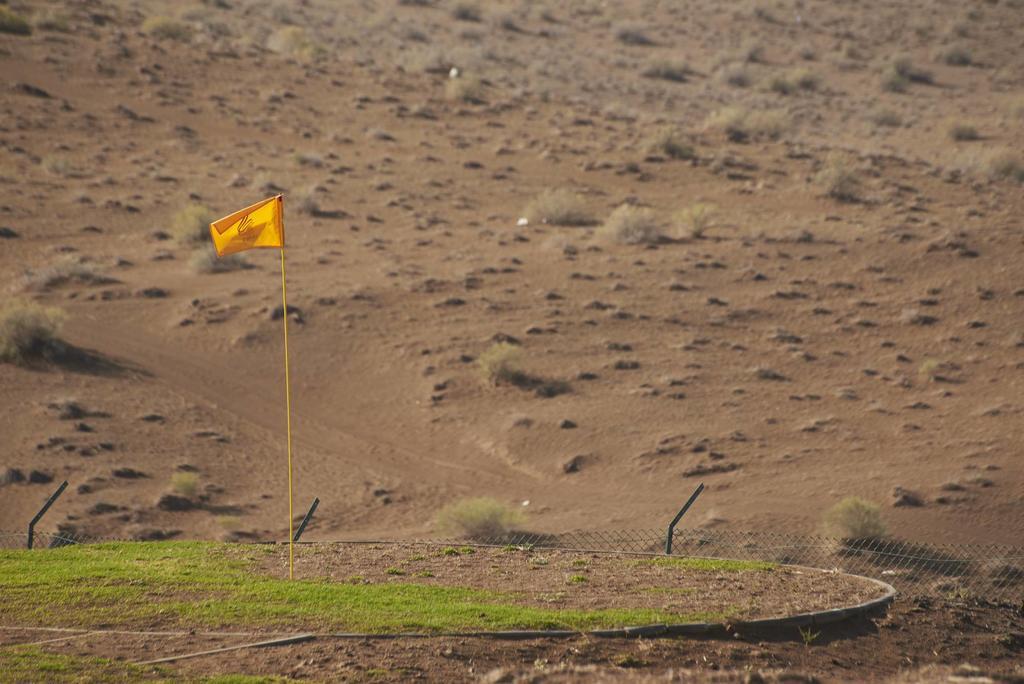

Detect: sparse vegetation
[141,16,191,42]
[445,76,485,103]
[824,497,887,540]
[598,205,662,245]
[0,7,32,35]
[189,246,250,274]
[0,300,65,364]
[882,56,933,92]
[985,151,1024,182]
[948,122,980,141]
[172,203,215,246]
[22,259,116,292]
[523,189,594,226]
[478,342,525,385]
[645,127,695,160]
[817,156,861,202]
[719,66,752,88]
[674,203,715,240]
[171,472,199,497]
[436,497,523,540]
[33,9,71,33]
[870,109,903,127]
[641,60,689,83]
[938,47,972,66]
[705,107,788,142]
[615,24,654,46]
[451,3,481,22]
[266,26,324,60]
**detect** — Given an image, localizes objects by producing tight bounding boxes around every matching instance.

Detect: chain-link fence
[2,527,1022,602]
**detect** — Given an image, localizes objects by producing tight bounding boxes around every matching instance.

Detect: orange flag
[209,195,284,257]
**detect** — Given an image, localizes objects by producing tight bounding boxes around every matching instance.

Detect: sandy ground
[1,0,1023,550]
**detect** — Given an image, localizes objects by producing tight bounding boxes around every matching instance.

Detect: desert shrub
[445,76,485,103]
[883,56,933,92]
[948,122,980,141]
[768,75,795,95]
[189,247,249,274]
[34,9,71,32]
[451,3,481,22]
[939,47,971,66]
[986,151,1024,182]
[142,16,191,42]
[170,472,199,497]
[478,342,526,385]
[436,497,523,540]
[172,204,215,246]
[523,189,594,226]
[0,300,65,364]
[791,68,820,91]
[870,109,902,127]
[824,497,887,540]
[22,259,116,291]
[615,24,654,46]
[266,26,324,60]
[705,107,788,142]
[642,60,689,83]
[598,205,662,245]
[817,155,861,201]
[0,7,31,35]
[674,203,715,240]
[740,42,765,63]
[645,127,694,160]
[719,66,752,88]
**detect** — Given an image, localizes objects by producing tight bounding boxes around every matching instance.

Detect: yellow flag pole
[279,247,295,580]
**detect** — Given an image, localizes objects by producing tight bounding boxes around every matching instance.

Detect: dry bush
[451,3,481,22]
[948,122,980,141]
[266,26,324,60]
[23,259,117,292]
[445,76,485,103]
[478,342,526,385]
[142,16,191,42]
[870,109,903,127]
[817,155,861,201]
[938,46,971,66]
[674,203,715,240]
[189,247,250,274]
[171,472,199,498]
[523,189,594,226]
[34,9,71,32]
[615,24,654,46]
[882,56,933,92]
[172,204,215,246]
[598,205,662,245]
[0,300,65,364]
[718,66,752,88]
[644,127,695,160]
[986,151,1024,182]
[791,68,820,91]
[0,6,31,35]
[823,497,887,540]
[641,60,689,83]
[705,107,788,142]
[436,497,524,540]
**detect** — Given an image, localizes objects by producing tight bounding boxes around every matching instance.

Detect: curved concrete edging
[316,568,897,641]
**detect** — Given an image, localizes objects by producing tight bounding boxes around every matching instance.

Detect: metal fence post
[292,497,320,542]
[27,480,69,549]
[665,483,704,555]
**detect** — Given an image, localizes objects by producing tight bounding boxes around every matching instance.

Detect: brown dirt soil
[3,598,1021,682]
[266,543,887,620]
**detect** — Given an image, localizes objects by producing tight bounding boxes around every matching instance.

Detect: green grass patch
[0,543,729,633]
[0,647,159,682]
[637,557,776,572]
